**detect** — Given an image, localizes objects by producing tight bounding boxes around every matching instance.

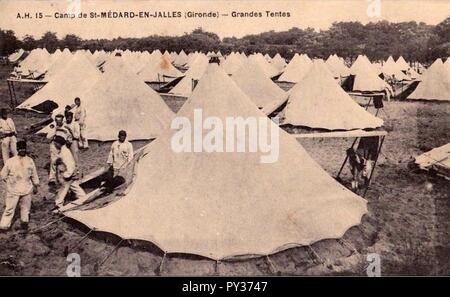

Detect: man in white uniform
[47,114,70,185]
[73,97,88,149]
[53,136,86,209]
[107,130,134,176]
[64,111,81,166]
[0,140,39,231]
[0,108,18,164]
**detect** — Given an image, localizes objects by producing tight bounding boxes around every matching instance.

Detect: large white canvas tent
[221,52,245,75]
[415,143,450,179]
[169,54,209,97]
[283,60,384,130]
[326,54,350,78]
[270,53,287,72]
[66,63,367,260]
[17,48,51,78]
[349,55,392,93]
[17,51,102,112]
[407,59,450,101]
[396,56,410,71]
[37,56,175,140]
[72,57,174,140]
[248,53,279,78]
[278,54,312,83]
[173,50,189,67]
[43,48,74,81]
[138,54,183,83]
[381,56,408,81]
[231,58,288,113]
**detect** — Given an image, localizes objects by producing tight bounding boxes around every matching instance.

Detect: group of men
[0,98,134,232]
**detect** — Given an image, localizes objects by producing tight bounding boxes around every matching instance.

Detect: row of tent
[11,47,450,141]
[16,48,385,139]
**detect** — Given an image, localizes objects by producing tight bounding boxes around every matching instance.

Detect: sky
[0,0,449,40]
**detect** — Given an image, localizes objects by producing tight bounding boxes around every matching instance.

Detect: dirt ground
[0,64,449,276]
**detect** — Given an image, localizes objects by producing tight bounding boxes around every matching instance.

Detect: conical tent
[407,59,450,101]
[270,53,287,72]
[381,56,408,80]
[248,54,279,78]
[326,54,350,78]
[18,48,51,77]
[74,57,175,140]
[278,54,312,83]
[66,63,367,260]
[396,56,410,71]
[169,54,209,97]
[221,52,245,75]
[17,51,102,112]
[43,48,74,81]
[350,55,392,93]
[138,54,183,83]
[231,58,288,113]
[283,60,384,130]
[174,50,189,67]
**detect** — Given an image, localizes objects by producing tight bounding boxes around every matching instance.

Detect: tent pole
[365,97,372,111]
[265,255,278,275]
[29,215,66,234]
[97,239,124,268]
[214,260,220,275]
[11,80,17,108]
[338,238,358,255]
[64,228,95,256]
[158,252,167,275]
[7,80,14,109]
[336,137,359,179]
[363,135,385,197]
[308,246,324,265]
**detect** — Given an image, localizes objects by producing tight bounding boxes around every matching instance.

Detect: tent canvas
[37,57,175,141]
[138,54,183,83]
[278,54,312,83]
[283,60,384,130]
[407,59,450,101]
[326,54,350,78]
[231,58,288,113]
[66,63,367,260]
[349,55,392,93]
[17,51,102,112]
[169,54,209,97]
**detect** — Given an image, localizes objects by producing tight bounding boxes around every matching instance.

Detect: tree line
[1,18,450,63]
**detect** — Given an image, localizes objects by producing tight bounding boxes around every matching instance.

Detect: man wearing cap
[64,112,80,166]
[0,108,18,164]
[107,130,134,176]
[47,114,70,185]
[73,97,88,149]
[52,136,86,209]
[0,140,39,231]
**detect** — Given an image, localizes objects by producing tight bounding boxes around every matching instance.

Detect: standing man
[47,114,69,185]
[73,97,88,149]
[64,112,80,166]
[0,140,39,231]
[0,108,18,164]
[107,130,134,176]
[52,136,86,209]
